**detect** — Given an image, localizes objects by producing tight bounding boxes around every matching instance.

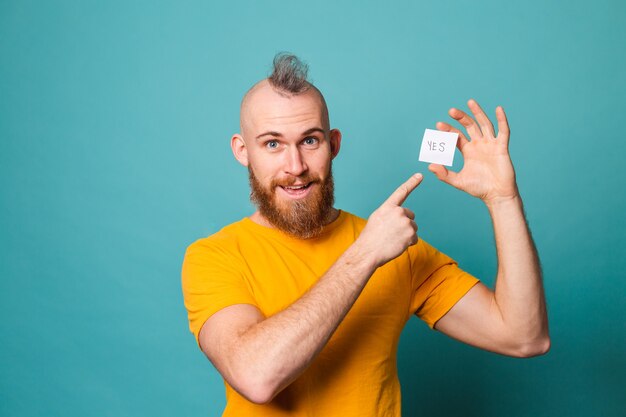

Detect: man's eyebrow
[302,127,326,136]
[255,127,326,140]
[256,131,283,140]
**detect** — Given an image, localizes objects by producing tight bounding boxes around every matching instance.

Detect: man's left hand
[428,99,519,206]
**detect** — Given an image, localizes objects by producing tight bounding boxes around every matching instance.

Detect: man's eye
[303,137,318,145]
[266,140,279,149]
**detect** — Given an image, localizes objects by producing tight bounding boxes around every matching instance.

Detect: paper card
[418,129,459,166]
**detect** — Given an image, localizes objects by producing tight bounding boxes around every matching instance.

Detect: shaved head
[240,80,330,140]
[239,53,330,140]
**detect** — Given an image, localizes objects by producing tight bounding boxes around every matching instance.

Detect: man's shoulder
[185,218,248,255]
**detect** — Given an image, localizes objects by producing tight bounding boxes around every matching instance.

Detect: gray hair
[268,52,311,94]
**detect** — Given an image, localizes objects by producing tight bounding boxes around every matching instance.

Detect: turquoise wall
[1,1,624,416]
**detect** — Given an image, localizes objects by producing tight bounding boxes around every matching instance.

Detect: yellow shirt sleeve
[181,237,258,348]
[408,239,480,329]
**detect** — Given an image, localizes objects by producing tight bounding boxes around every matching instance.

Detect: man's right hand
[356,173,423,268]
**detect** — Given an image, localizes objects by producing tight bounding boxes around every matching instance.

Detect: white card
[418,129,458,166]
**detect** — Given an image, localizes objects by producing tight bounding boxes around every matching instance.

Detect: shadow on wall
[398,318,547,417]
[398,321,626,417]
[399,334,489,416]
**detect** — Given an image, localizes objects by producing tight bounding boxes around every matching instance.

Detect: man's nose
[284,147,307,176]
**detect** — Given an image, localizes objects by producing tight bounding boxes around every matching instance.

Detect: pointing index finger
[385,173,423,206]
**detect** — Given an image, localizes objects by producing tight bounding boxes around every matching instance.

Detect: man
[182,53,550,416]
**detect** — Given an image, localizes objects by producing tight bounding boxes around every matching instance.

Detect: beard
[248,166,335,239]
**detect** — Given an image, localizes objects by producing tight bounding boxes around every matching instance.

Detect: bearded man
[182,53,550,416]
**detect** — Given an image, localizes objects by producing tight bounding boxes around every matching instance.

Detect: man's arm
[429,100,550,357]
[199,174,423,404]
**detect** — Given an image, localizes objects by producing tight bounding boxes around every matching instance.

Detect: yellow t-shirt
[182,210,479,417]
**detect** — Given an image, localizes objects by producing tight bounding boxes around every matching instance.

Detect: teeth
[284,184,307,190]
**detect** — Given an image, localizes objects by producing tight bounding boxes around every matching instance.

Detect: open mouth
[279,182,313,197]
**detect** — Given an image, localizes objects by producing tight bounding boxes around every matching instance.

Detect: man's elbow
[231,369,281,405]
[513,336,551,358]
[239,385,275,405]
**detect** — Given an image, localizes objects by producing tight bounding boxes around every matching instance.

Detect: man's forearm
[231,241,378,401]
[487,195,549,351]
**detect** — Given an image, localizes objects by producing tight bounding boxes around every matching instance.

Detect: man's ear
[329,129,342,160]
[231,134,249,167]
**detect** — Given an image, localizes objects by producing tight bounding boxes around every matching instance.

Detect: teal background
[1,0,624,416]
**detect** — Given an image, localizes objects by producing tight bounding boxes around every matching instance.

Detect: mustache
[271,175,321,188]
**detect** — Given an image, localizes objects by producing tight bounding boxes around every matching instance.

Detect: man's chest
[235,239,413,329]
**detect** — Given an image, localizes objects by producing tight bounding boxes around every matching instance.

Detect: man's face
[232,81,341,238]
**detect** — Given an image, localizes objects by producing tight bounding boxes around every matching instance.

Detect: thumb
[428,163,459,187]
[384,173,423,206]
